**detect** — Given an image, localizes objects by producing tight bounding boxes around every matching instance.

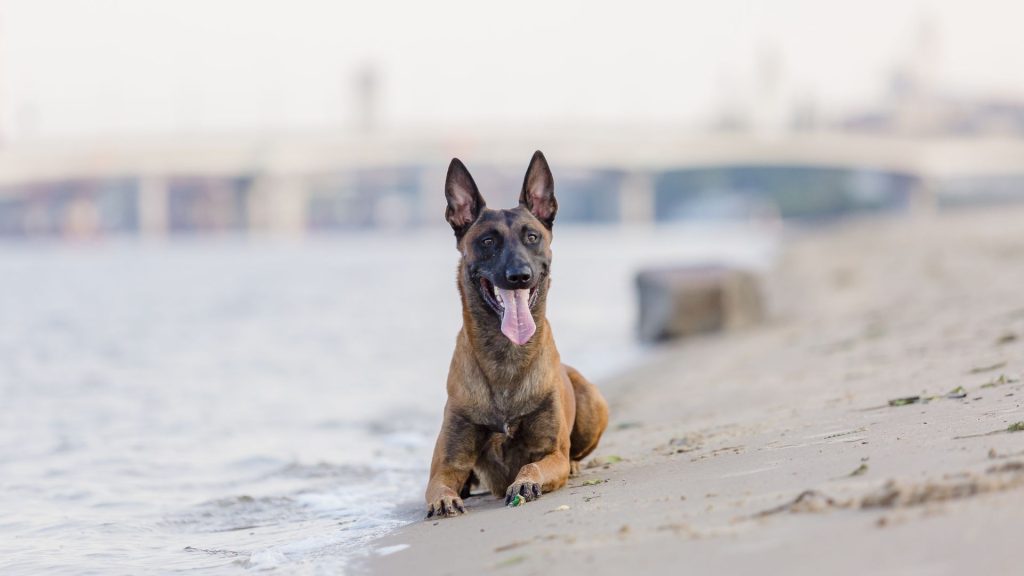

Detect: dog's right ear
[444,158,485,239]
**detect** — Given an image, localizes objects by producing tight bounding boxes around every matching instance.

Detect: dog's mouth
[479,278,540,346]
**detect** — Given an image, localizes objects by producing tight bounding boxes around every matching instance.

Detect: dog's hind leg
[459,470,479,499]
[565,364,609,468]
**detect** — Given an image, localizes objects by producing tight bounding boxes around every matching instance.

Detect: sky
[1,0,1022,141]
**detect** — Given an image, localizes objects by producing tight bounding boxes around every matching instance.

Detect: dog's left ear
[519,150,557,229]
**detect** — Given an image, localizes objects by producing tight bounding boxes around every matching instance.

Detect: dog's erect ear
[519,150,557,229]
[445,158,485,239]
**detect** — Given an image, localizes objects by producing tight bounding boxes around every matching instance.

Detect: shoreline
[365,206,1024,575]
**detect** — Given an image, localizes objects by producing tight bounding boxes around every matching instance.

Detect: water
[0,224,776,574]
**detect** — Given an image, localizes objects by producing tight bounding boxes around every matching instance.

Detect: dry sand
[367,207,1024,575]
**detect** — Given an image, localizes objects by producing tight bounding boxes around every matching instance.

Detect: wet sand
[367,206,1024,575]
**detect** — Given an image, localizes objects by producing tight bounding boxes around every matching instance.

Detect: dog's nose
[505,265,533,286]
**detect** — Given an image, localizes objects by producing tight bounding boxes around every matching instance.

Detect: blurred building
[4,124,1024,239]
[3,14,1024,239]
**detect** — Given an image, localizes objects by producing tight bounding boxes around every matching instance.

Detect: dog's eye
[481,237,495,248]
[525,232,539,244]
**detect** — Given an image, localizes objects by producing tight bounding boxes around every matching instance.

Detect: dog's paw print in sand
[505,481,542,506]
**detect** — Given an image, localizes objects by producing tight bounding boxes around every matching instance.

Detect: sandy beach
[367,206,1024,575]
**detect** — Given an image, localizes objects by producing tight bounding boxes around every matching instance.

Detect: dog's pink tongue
[497,288,536,345]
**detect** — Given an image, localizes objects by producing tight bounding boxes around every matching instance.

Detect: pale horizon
[1,0,1023,141]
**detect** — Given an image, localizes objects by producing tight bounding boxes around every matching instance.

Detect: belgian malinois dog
[425,151,609,518]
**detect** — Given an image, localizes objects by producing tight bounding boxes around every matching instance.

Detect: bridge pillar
[247,174,309,235]
[417,166,441,226]
[137,176,169,236]
[909,176,936,218]
[619,171,656,225]
[63,191,100,239]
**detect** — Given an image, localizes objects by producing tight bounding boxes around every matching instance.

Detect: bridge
[1,129,1023,236]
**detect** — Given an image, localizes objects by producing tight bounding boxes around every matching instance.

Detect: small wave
[269,461,377,481]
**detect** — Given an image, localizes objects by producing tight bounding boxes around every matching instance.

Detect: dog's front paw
[505,481,542,506]
[426,493,466,519]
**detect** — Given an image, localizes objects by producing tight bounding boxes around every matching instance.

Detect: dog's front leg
[425,407,485,518]
[504,449,570,505]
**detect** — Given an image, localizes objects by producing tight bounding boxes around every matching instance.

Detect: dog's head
[444,151,558,346]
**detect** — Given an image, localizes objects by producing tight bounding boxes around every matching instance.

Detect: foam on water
[0,224,776,573]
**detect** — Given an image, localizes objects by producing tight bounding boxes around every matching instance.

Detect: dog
[425,151,609,518]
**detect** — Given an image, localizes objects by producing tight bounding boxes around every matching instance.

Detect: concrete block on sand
[635,265,764,342]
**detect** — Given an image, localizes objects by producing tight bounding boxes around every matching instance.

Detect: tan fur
[425,153,609,518]
[425,314,609,516]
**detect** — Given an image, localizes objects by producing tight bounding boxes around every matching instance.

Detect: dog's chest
[479,381,557,445]
[483,389,527,437]
[460,346,553,441]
